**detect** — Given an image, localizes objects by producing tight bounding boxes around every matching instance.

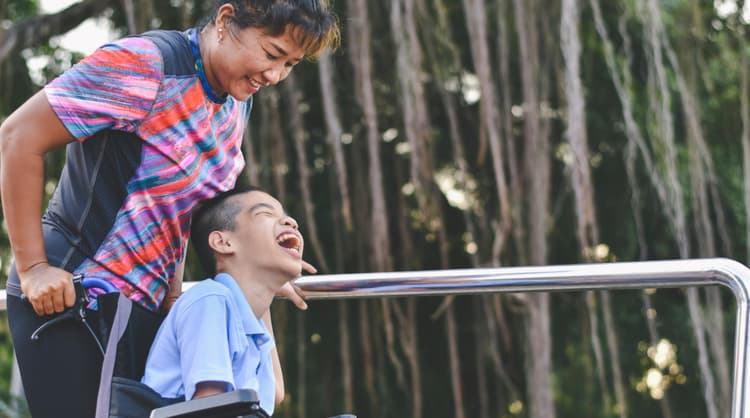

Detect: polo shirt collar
[213,273,272,347]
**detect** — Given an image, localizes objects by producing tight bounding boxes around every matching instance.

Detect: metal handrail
[293,258,750,418]
[2,258,749,417]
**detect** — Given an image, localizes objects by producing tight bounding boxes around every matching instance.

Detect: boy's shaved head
[191,185,264,276]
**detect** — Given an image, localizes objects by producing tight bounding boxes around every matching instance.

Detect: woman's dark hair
[199,0,340,57]
[190,185,265,277]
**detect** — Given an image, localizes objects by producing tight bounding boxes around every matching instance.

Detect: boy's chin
[278,262,303,279]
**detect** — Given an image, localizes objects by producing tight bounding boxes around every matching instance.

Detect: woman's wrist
[19,260,48,273]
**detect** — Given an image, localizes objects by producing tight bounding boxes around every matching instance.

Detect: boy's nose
[281,216,298,230]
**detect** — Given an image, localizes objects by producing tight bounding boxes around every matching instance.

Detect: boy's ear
[208,230,235,255]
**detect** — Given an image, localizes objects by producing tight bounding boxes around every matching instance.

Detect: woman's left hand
[276,260,317,310]
[302,261,317,275]
[277,282,307,310]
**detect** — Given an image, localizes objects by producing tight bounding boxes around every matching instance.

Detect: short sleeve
[44,37,164,140]
[175,293,236,400]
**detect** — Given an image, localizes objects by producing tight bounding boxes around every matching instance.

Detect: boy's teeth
[277,233,300,249]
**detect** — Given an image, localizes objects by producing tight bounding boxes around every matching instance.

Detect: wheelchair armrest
[150,389,269,418]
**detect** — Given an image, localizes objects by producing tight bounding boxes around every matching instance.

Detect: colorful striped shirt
[36,30,248,311]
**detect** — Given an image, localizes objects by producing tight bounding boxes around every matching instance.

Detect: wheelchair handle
[29,274,119,355]
[82,277,119,294]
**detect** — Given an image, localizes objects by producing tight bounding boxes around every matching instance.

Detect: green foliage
[3,0,38,20]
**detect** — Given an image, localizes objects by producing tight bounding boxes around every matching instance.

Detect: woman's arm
[0,91,77,315]
[161,252,186,313]
[261,310,285,405]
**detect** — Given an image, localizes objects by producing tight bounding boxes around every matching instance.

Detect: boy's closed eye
[250,203,279,216]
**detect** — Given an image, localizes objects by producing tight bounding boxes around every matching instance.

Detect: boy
[141,185,304,415]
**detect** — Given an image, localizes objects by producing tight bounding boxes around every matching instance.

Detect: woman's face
[211,24,306,101]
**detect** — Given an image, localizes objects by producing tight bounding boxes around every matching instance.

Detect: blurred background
[0,0,749,417]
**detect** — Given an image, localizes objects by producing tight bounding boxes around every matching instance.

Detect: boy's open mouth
[276,232,301,252]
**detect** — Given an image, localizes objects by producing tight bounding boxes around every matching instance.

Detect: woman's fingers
[51,286,66,313]
[41,297,55,316]
[277,282,308,310]
[20,265,74,317]
[63,281,77,309]
[301,260,317,275]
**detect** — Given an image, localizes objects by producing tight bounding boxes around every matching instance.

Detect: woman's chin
[229,91,253,102]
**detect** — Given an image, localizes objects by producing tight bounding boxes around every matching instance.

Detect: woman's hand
[277,282,307,310]
[276,260,317,310]
[19,263,76,316]
[302,260,317,275]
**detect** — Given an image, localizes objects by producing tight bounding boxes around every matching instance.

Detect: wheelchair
[30,275,356,418]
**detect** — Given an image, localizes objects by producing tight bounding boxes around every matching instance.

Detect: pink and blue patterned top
[8,30,248,311]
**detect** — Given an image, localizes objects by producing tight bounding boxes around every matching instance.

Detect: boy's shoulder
[173,279,234,313]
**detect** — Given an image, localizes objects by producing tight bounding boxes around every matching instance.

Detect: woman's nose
[263,64,292,86]
[263,66,284,85]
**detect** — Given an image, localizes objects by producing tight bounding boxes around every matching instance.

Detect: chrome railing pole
[294,258,750,418]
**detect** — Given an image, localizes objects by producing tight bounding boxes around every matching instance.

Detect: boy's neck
[217,265,288,319]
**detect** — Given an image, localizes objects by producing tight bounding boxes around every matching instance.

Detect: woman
[0,1,338,416]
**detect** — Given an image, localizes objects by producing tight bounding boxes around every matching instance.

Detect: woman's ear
[208,230,235,255]
[215,3,236,29]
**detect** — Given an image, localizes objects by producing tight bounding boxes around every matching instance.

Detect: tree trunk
[262,89,288,202]
[389,0,433,214]
[121,0,137,34]
[179,0,192,29]
[296,310,307,418]
[496,0,526,264]
[585,292,612,410]
[742,26,750,264]
[338,301,353,412]
[560,0,596,257]
[419,0,482,267]
[0,0,115,64]
[513,0,547,265]
[242,123,259,186]
[513,0,554,416]
[662,26,733,414]
[525,294,554,418]
[393,298,423,418]
[380,299,407,392]
[346,0,392,272]
[474,301,491,418]
[590,4,677,416]
[445,304,466,418]
[392,162,424,418]
[317,49,353,231]
[589,0,669,208]
[642,291,675,418]
[561,1,628,416]
[461,0,511,260]
[283,74,330,273]
[601,291,628,418]
[685,288,719,418]
[359,301,378,414]
[639,2,722,416]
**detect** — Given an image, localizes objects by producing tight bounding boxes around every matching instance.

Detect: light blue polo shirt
[142,273,276,414]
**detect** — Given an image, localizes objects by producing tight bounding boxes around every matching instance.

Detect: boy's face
[226,191,304,277]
